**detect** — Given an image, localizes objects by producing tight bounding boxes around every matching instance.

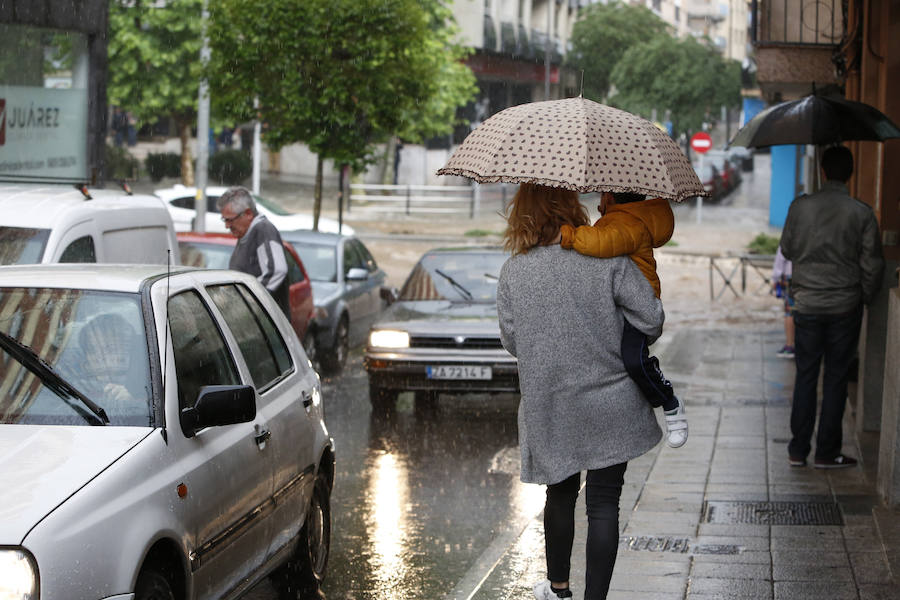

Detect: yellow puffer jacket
[560,197,674,298]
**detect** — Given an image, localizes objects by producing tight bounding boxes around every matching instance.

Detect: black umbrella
[729,94,900,148]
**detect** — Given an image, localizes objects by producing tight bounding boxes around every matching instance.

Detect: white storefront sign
[0,85,88,182]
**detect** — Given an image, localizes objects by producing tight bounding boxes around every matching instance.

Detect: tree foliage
[608,35,742,135]
[208,0,475,171]
[567,1,670,101]
[107,0,204,184]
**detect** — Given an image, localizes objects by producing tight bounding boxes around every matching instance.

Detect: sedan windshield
[0,226,50,265]
[399,251,507,303]
[290,243,337,282]
[0,288,152,426]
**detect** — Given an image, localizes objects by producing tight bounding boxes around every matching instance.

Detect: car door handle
[254,428,271,446]
[302,390,313,408]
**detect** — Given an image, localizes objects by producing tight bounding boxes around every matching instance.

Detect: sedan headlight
[369,329,409,349]
[0,548,38,599]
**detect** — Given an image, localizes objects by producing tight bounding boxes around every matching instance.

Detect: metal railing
[709,254,775,300]
[754,0,843,46]
[347,184,477,217]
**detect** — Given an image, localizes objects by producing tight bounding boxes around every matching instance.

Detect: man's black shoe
[814,454,858,469]
[789,455,806,467]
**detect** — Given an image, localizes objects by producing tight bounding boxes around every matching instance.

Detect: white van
[0,184,180,265]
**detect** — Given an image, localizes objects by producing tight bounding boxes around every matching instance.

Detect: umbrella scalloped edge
[435,167,709,203]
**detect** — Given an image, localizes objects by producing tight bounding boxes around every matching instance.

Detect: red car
[177,232,317,363]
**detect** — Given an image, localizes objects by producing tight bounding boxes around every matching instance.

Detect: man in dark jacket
[217,187,290,318]
[780,145,884,469]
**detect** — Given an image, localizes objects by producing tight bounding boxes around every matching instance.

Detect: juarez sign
[0,85,88,182]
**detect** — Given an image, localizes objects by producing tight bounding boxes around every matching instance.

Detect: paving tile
[770,549,850,567]
[690,562,771,580]
[615,555,692,573]
[713,435,765,449]
[607,591,684,600]
[771,563,853,581]
[849,551,893,584]
[858,583,900,599]
[608,573,688,593]
[688,576,773,598]
[690,550,772,565]
[774,581,857,599]
[697,523,769,537]
[769,536,845,551]
[769,525,843,538]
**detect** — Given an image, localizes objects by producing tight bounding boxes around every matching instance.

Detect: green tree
[608,35,741,137]
[208,0,475,228]
[107,0,203,185]
[567,0,670,101]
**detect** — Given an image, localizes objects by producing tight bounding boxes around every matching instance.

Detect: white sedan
[155,184,354,235]
[0,264,333,600]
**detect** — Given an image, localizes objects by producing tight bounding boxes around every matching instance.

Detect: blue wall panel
[770,145,800,227]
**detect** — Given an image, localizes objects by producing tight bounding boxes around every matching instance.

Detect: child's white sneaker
[664,398,688,448]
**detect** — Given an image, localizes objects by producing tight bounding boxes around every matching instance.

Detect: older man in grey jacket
[780,145,884,469]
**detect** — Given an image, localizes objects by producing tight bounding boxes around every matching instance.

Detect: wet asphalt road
[245,349,540,600]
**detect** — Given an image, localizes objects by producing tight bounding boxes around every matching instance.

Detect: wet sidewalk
[461,326,900,600]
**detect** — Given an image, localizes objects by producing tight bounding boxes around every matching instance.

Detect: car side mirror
[180,385,256,438]
[380,286,398,306]
[346,267,369,281]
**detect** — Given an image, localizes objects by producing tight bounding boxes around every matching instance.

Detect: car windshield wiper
[0,330,109,425]
[434,269,473,301]
[484,273,499,280]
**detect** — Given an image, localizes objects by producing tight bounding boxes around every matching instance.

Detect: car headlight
[0,548,38,599]
[369,329,409,349]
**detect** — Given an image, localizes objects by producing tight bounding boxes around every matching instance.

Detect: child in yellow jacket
[560,191,687,448]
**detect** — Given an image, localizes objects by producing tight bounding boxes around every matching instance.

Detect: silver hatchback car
[364,247,518,409]
[0,264,334,600]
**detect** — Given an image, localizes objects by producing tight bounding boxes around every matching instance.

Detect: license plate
[426,365,492,380]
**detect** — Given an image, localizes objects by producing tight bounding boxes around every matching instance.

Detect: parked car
[0,264,334,600]
[706,149,742,194]
[694,161,725,202]
[364,246,518,410]
[0,183,179,265]
[154,184,354,235]
[282,230,391,375]
[177,231,318,364]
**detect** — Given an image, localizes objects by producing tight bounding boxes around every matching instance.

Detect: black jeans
[621,320,677,411]
[544,463,627,600]
[788,306,863,461]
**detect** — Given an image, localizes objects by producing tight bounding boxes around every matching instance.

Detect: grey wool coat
[497,245,665,485]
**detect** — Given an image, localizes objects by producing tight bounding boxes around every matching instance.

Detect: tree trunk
[179,120,195,186]
[313,155,323,231]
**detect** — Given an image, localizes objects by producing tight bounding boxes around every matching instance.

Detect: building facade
[752,0,900,507]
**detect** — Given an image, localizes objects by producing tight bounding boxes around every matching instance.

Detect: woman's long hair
[502,183,589,256]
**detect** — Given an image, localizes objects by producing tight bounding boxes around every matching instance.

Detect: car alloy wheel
[271,474,331,597]
[302,329,318,371]
[321,317,348,374]
[134,568,175,600]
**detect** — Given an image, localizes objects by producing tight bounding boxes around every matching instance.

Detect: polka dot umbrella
[437,97,707,202]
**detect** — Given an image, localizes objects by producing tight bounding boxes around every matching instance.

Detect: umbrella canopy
[729,94,900,148]
[437,97,707,202]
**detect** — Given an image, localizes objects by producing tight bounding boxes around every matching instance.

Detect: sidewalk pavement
[464,327,900,600]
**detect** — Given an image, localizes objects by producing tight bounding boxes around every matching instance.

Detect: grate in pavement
[619,536,690,553]
[618,536,741,555]
[702,500,843,525]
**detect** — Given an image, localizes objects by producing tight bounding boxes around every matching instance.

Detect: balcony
[751,0,843,101]
[755,0,842,46]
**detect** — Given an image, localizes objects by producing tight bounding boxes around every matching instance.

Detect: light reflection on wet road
[246,350,539,600]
